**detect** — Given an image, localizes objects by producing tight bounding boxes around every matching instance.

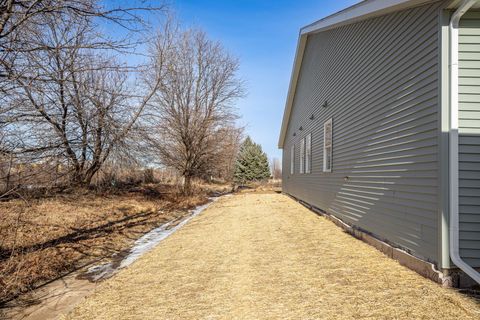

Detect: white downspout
[449,0,480,285]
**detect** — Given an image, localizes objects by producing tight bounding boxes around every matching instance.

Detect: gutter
[449,0,480,285]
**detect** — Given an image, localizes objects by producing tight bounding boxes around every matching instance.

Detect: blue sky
[170,0,359,160]
[105,0,359,160]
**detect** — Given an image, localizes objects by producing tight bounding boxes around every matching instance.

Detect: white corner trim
[448,0,480,286]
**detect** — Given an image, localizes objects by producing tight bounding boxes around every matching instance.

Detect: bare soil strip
[65,193,480,319]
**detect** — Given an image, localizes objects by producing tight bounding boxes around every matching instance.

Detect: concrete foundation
[289,194,479,289]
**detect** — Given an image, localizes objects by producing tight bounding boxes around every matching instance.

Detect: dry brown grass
[0,182,230,304]
[235,179,282,194]
[65,193,480,320]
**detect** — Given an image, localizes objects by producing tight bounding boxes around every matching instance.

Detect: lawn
[64,192,480,319]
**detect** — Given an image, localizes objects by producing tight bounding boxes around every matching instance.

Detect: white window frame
[290,145,295,175]
[305,133,312,174]
[323,119,333,172]
[300,137,305,174]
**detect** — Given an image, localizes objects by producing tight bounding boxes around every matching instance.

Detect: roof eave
[277,0,437,149]
[278,34,307,149]
[301,0,434,35]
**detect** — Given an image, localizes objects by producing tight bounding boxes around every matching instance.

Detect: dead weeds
[0,182,230,304]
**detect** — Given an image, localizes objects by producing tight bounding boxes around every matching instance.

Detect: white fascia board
[278,34,307,148]
[301,0,434,35]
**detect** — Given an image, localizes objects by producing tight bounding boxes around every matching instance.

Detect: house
[278,0,480,287]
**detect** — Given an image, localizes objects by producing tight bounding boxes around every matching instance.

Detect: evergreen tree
[234,137,271,184]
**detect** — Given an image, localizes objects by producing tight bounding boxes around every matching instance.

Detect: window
[300,138,305,174]
[323,119,333,172]
[290,145,294,174]
[305,133,311,173]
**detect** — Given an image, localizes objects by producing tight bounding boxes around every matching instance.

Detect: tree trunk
[71,170,85,188]
[183,175,193,195]
[5,155,13,192]
[70,166,96,188]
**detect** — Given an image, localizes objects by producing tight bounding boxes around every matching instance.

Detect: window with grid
[300,138,305,174]
[305,133,311,173]
[323,119,332,172]
[290,145,294,175]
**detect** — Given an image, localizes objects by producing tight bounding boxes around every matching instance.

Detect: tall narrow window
[300,138,305,174]
[323,119,333,172]
[290,145,294,175]
[305,133,311,173]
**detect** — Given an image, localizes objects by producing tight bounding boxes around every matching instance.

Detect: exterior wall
[282,2,443,264]
[459,11,480,267]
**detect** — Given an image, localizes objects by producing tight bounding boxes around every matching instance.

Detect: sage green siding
[459,12,480,267]
[282,2,443,264]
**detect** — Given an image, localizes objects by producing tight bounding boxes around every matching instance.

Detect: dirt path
[65,193,480,319]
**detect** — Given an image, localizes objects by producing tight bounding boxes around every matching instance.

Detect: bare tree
[0,0,163,81]
[201,125,244,182]
[0,1,166,194]
[146,21,245,194]
[3,12,162,187]
[271,158,282,180]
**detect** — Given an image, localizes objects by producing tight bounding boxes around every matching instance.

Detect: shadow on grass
[0,209,164,262]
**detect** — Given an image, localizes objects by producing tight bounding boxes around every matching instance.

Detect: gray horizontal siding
[459,11,480,267]
[282,2,443,264]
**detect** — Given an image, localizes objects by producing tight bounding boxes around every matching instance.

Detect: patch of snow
[81,196,224,281]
